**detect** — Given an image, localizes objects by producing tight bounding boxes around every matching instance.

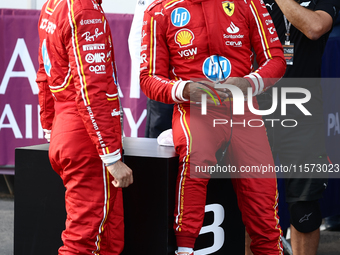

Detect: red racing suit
[36,0,124,254]
[140,0,286,253]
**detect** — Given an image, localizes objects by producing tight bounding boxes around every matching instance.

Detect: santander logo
[226,22,239,34]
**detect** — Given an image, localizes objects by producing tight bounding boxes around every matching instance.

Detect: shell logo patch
[174,29,195,48]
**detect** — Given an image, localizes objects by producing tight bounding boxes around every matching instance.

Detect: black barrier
[14,143,66,255]
[15,138,244,255]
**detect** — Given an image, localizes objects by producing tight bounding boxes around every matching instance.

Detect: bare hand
[182,81,229,104]
[217,77,251,96]
[107,160,133,188]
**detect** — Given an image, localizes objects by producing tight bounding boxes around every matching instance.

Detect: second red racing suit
[36,0,124,254]
[140,0,286,253]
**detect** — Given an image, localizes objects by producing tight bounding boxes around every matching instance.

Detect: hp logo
[171,8,190,27]
[202,55,231,82]
[42,39,52,77]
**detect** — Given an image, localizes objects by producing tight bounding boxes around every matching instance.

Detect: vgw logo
[171,7,190,27]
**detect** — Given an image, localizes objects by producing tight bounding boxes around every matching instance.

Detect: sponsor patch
[174,29,195,48]
[265,19,273,25]
[83,44,105,51]
[178,47,197,59]
[155,9,164,16]
[171,8,190,27]
[40,19,56,34]
[80,19,102,25]
[202,55,231,81]
[223,34,244,39]
[222,1,235,16]
[141,30,147,39]
[82,28,103,42]
[225,41,242,47]
[270,37,279,43]
[42,39,52,77]
[106,51,112,62]
[89,65,106,74]
[268,27,276,35]
[91,0,99,10]
[226,22,239,34]
[111,109,120,117]
[85,53,105,63]
[140,53,148,64]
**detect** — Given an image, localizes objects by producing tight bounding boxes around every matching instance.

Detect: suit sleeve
[245,0,286,95]
[139,10,189,104]
[63,8,122,164]
[36,15,55,131]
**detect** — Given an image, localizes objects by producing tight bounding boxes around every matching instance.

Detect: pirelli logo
[83,44,105,51]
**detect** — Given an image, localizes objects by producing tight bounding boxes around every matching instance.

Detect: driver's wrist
[105,160,117,167]
[178,81,190,101]
[244,75,260,96]
[182,82,191,100]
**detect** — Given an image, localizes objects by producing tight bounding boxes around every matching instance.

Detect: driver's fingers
[206,98,220,105]
[215,87,231,93]
[112,180,119,188]
[215,90,229,99]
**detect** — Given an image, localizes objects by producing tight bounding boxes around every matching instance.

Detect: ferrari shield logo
[222,1,235,16]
